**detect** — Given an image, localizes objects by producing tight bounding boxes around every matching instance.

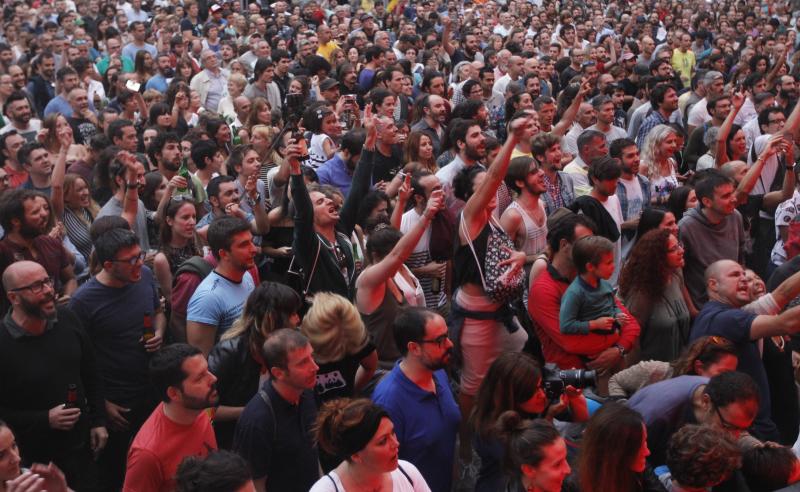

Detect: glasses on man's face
[11,277,53,294]
[112,251,146,265]
[714,406,749,433]
[417,334,449,348]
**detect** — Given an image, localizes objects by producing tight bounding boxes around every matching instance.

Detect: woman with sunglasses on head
[471,352,588,492]
[309,399,431,492]
[618,229,691,363]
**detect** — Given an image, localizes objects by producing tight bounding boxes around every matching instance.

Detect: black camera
[285,93,306,124]
[542,368,597,401]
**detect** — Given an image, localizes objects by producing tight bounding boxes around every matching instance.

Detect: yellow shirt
[317,41,340,63]
[671,49,696,87]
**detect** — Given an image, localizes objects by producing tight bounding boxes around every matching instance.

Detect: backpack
[173,256,214,285]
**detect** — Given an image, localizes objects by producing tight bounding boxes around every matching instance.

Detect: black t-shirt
[68,116,99,145]
[180,17,203,38]
[232,382,319,491]
[314,341,375,404]
[370,144,404,184]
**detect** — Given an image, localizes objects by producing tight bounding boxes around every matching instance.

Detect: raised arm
[763,140,796,210]
[715,90,744,167]
[119,153,141,229]
[51,126,74,219]
[751,304,800,339]
[734,134,780,204]
[461,113,532,241]
[339,105,378,236]
[770,268,800,309]
[441,15,455,57]
[553,79,591,136]
[356,190,443,312]
[390,174,412,230]
[766,52,786,88]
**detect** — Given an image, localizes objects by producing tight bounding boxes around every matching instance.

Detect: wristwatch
[245,192,261,208]
[613,343,626,357]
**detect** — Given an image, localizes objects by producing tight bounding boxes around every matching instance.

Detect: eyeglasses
[112,251,146,265]
[10,277,53,294]
[768,118,786,125]
[417,334,449,348]
[714,406,750,433]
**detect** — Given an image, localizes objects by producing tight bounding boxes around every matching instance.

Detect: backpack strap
[173,256,213,286]
[397,463,414,487]
[257,388,278,443]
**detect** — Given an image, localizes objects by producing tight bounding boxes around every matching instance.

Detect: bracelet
[613,343,626,356]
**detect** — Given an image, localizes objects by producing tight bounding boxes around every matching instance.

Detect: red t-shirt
[529,266,639,369]
[123,403,217,492]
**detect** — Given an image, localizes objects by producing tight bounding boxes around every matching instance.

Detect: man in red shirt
[529,210,639,374]
[123,344,218,492]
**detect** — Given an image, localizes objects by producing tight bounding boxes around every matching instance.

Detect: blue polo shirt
[316,154,354,196]
[690,301,779,441]
[372,362,461,492]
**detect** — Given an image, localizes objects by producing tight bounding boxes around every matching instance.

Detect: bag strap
[286,241,321,296]
[459,213,488,291]
[397,463,414,486]
[325,474,339,492]
[257,388,278,443]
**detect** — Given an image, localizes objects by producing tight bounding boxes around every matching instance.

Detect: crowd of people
[3,0,800,490]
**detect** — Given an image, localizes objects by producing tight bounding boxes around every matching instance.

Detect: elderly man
[190,50,228,113]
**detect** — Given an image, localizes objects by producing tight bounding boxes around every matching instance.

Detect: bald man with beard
[0,261,107,489]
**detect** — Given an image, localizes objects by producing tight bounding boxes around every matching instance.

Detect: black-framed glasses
[112,251,146,265]
[11,277,53,294]
[715,406,750,433]
[418,334,449,348]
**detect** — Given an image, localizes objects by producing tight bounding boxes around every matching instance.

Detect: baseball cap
[210,4,222,13]
[703,70,723,84]
[620,52,635,62]
[319,78,339,91]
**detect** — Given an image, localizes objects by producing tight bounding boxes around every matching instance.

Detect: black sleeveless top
[454,219,492,288]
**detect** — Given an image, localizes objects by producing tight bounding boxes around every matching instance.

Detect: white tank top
[508,200,547,256]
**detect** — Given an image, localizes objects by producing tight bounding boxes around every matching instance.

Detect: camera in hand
[542,368,597,401]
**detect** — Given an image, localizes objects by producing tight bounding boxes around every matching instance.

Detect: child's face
[589,252,616,280]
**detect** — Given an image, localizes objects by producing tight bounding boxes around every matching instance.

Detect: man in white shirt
[492,55,523,95]
[687,71,724,134]
[564,129,608,197]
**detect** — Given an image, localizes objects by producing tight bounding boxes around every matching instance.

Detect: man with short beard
[26,52,55,118]
[0,261,107,489]
[436,119,486,205]
[66,88,99,145]
[0,91,42,142]
[776,75,798,117]
[144,52,174,93]
[124,344,218,491]
[442,16,483,65]
[148,132,206,204]
[372,307,460,492]
[316,129,365,196]
[611,138,651,256]
[8,64,26,91]
[69,227,165,490]
[411,94,447,156]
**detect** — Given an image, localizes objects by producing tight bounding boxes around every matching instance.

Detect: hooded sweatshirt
[678,207,745,308]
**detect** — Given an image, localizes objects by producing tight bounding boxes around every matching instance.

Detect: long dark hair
[471,352,542,438]
[158,197,200,254]
[579,402,646,492]
[619,228,673,305]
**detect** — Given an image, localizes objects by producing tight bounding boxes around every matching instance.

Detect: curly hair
[670,335,738,376]
[666,424,741,488]
[618,228,672,305]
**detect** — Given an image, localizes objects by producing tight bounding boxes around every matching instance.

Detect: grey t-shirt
[97,197,150,250]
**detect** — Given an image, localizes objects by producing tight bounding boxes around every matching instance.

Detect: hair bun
[496,410,526,438]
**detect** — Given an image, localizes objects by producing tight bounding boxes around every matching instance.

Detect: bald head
[2,260,47,291]
[720,160,747,183]
[705,259,740,286]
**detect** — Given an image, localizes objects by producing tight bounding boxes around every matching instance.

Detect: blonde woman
[301,292,378,403]
[640,124,680,206]
[218,72,248,121]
